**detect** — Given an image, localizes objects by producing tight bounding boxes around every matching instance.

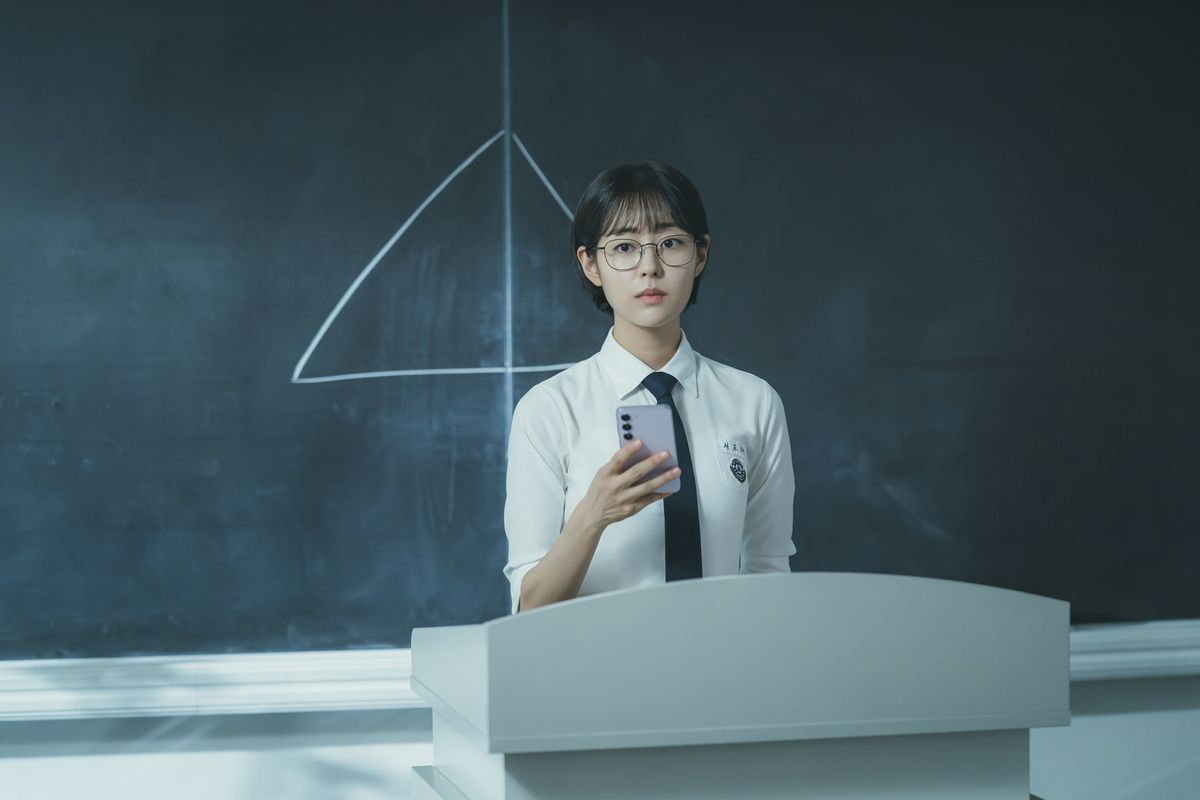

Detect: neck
[612,317,683,371]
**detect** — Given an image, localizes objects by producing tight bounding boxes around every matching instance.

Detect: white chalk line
[502,0,514,442]
[291,134,579,383]
[292,362,577,384]
[291,129,505,384]
[513,133,574,220]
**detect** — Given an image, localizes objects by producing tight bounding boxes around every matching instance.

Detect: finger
[652,467,682,488]
[620,466,680,502]
[607,440,643,472]
[621,450,673,484]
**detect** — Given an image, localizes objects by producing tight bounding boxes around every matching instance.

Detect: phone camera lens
[622,423,632,431]
[623,433,632,440]
[620,414,630,421]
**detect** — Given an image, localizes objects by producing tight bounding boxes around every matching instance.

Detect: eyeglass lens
[602,236,695,270]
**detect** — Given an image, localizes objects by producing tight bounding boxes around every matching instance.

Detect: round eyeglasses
[587,234,700,271]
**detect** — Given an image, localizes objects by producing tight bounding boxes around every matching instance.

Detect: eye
[613,242,635,253]
[661,237,682,249]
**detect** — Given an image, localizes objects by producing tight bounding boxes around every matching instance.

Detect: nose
[638,244,665,277]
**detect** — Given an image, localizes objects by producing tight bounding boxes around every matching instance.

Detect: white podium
[411,572,1069,799]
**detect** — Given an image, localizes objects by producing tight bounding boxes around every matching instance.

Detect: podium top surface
[412,572,1070,754]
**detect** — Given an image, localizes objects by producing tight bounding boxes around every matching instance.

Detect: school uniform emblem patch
[715,436,748,486]
[729,457,746,483]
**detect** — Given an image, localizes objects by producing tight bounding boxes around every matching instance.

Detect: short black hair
[570,160,709,315]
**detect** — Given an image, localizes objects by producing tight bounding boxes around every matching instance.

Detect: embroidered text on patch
[716,436,749,484]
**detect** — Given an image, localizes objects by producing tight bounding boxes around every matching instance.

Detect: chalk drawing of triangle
[292,130,578,385]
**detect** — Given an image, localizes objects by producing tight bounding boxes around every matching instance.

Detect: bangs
[599,187,683,238]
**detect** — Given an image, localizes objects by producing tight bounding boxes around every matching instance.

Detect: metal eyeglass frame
[586,234,702,271]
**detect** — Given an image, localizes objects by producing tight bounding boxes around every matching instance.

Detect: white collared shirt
[503,326,796,613]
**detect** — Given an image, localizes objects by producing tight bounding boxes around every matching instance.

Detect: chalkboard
[2,0,1197,658]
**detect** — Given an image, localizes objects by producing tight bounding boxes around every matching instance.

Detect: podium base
[413,765,469,800]
[413,725,1031,799]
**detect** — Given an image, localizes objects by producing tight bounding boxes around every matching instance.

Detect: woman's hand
[517,440,680,612]
[575,440,680,532]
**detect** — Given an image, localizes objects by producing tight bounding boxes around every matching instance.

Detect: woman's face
[576,220,708,332]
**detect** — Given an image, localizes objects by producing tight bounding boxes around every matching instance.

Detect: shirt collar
[598,326,700,401]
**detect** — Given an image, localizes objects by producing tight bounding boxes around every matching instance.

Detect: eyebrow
[610,221,682,237]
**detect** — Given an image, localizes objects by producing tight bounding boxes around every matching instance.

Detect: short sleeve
[502,386,568,613]
[740,381,797,573]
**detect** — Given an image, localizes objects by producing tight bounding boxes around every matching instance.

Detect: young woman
[503,160,796,613]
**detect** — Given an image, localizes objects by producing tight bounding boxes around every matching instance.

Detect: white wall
[2,678,1198,800]
[0,709,432,800]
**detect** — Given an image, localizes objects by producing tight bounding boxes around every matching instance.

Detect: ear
[577,245,603,287]
[694,234,710,278]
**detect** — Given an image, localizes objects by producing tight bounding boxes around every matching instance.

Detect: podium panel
[411,573,1070,800]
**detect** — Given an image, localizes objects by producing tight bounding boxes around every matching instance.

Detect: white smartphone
[615,405,682,494]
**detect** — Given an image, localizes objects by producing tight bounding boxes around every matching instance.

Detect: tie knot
[641,371,678,402]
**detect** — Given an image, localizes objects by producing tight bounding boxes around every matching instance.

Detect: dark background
[1,0,1197,658]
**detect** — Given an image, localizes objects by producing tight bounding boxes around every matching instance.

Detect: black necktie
[640,371,703,581]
